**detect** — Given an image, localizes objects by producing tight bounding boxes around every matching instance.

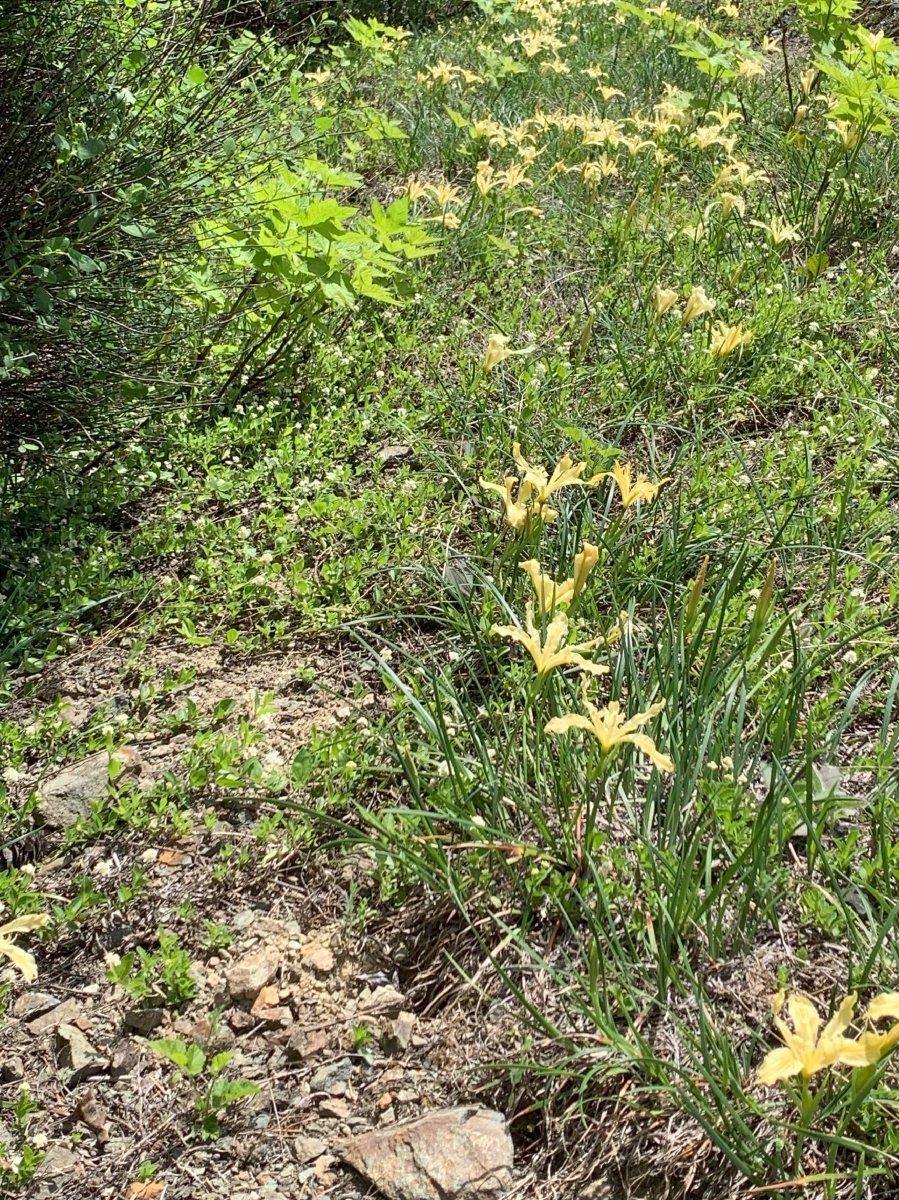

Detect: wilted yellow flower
[600,85,625,101]
[425,211,461,230]
[601,460,669,508]
[828,119,860,149]
[681,286,716,324]
[491,602,609,677]
[737,56,767,79]
[545,681,673,772]
[510,206,544,219]
[520,543,599,612]
[483,333,522,370]
[0,913,50,983]
[652,285,679,316]
[716,191,746,218]
[799,67,817,96]
[710,321,752,357]
[757,992,871,1085]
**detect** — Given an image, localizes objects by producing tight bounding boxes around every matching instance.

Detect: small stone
[313,1155,337,1180]
[226,947,279,1004]
[377,444,413,466]
[379,1106,396,1126]
[377,1092,393,1111]
[337,1106,513,1200]
[285,1027,329,1062]
[27,997,82,1036]
[110,1041,140,1081]
[251,985,280,1014]
[395,1090,419,1104]
[233,908,261,932]
[124,1007,166,1035]
[0,1055,25,1082]
[254,1005,292,1027]
[37,747,141,830]
[301,944,334,974]
[319,1097,349,1120]
[56,1024,98,1073]
[382,1011,415,1055]
[292,1135,328,1163]
[13,991,61,1020]
[310,1058,354,1093]
[228,1009,257,1032]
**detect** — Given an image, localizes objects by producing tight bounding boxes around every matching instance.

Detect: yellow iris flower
[513,443,591,505]
[490,602,609,678]
[479,475,534,530]
[520,543,599,612]
[602,460,669,509]
[481,444,595,528]
[545,682,673,772]
[0,913,51,983]
[757,992,872,1085]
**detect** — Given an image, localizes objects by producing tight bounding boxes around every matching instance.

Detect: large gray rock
[337,1106,513,1200]
[37,747,141,829]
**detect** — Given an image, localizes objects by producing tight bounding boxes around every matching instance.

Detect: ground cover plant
[4,0,899,1196]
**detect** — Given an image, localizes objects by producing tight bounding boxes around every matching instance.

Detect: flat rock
[320,1097,349,1120]
[225,946,279,1003]
[26,997,82,1036]
[251,985,280,1014]
[31,1143,84,1196]
[293,1134,328,1163]
[37,747,141,829]
[310,1058,355,1093]
[13,991,61,1020]
[286,1027,329,1062]
[358,985,405,1017]
[337,1106,513,1200]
